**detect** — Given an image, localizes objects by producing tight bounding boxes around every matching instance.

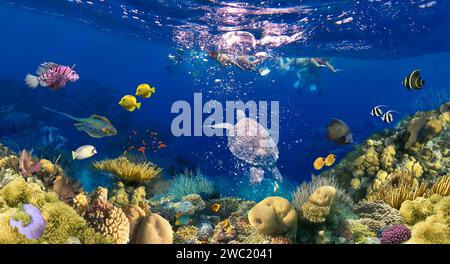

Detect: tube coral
[93,156,162,182]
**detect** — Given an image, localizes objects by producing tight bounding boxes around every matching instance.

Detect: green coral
[348,220,376,244]
[0,178,58,208]
[0,178,111,244]
[301,202,330,223]
[130,186,147,205]
[11,207,32,227]
[109,182,129,207]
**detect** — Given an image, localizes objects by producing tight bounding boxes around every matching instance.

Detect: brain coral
[308,185,337,207]
[123,204,173,244]
[248,196,297,236]
[84,188,130,244]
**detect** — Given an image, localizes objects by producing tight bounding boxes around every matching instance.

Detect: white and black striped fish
[402,69,425,90]
[370,105,388,117]
[381,110,399,124]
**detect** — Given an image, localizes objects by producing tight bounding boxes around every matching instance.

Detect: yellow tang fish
[119,95,141,112]
[135,83,156,98]
[325,154,337,167]
[313,157,326,170]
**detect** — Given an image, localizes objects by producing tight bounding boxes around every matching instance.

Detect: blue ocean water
[1,0,449,200]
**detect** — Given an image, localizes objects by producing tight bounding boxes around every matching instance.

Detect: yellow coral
[432,174,450,196]
[0,178,55,208]
[301,202,330,223]
[369,170,430,209]
[381,145,396,171]
[351,178,361,190]
[401,195,450,244]
[39,159,57,175]
[0,155,18,170]
[93,157,162,182]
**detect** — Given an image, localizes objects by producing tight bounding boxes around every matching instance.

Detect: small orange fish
[158,143,167,149]
[138,146,146,156]
[211,203,221,213]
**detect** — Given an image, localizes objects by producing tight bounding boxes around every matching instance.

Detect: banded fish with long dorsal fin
[402,69,425,90]
[42,106,117,138]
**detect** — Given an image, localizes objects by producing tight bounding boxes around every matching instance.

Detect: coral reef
[93,156,162,182]
[319,102,449,207]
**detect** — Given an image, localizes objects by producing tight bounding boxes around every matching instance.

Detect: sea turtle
[210,110,282,185]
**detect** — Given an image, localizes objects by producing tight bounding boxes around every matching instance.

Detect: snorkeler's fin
[293,80,300,89]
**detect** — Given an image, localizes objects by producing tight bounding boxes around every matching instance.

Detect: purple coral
[380,224,411,244]
[18,150,41,178]
[10,204,46,240]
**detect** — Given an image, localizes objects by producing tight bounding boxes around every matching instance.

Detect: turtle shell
[227,118,278,167]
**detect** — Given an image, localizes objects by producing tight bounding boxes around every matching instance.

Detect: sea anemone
[93,156,162,182]
[291,175,354,211]
[168,169,215,199]
[371,170,430,209]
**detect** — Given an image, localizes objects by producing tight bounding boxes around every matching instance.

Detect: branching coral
[168,169,215,199]
[93,156,162,182]
[18,150,41,178]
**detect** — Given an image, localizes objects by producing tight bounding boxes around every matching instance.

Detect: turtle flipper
[269,166,283,183]
[204,123,233,130]
[249,167,264,185]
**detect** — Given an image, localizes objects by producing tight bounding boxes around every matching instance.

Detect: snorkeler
[165,48,185,73]
[208,51,269,72]
[279,57,340,93]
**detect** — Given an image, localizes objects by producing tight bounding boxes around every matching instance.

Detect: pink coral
[18,150,41,178]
